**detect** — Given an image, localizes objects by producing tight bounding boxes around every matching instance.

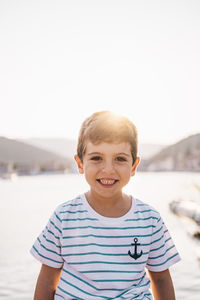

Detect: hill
[3,134,198,174]
[20,138,77,159]
[21,138,164,160]
[3,134,199,174]
[0,137,72,175]
[138,143,165,159]
[139,133,200,171]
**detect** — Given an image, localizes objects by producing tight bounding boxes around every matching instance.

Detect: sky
[0,0,200,145]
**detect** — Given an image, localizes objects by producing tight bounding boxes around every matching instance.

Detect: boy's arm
[148,269,176,300]
[34,264,62,300]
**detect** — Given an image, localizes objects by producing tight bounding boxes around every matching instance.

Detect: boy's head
[76,111,138,164]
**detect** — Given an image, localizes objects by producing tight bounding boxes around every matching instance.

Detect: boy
[31,111,180,300]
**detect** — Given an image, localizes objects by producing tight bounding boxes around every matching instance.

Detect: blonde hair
[77,111,138,164]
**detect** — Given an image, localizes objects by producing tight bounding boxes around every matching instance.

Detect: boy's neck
[85,191,132,218]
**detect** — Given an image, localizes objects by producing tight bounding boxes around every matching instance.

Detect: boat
[169,199,200,225]
[0,172,18,180]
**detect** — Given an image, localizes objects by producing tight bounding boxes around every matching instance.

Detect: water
[0,172,200,299]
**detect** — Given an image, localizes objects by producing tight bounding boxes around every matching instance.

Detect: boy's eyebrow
[117,152,131,156]
[87,152,131,156]
[87,152,102,156]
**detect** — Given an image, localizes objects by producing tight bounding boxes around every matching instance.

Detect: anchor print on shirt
[128,238,143,260]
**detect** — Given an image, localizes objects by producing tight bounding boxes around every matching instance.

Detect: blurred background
[0,0,200,299]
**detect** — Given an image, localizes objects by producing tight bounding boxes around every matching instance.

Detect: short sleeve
[30,208,64,268]
[146,215,181,272]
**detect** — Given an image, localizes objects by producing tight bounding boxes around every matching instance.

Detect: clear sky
[0,0,200,145]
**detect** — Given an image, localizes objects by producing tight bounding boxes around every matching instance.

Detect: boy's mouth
[96,179,118,186]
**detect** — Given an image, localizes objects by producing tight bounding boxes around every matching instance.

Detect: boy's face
[75,141,140,200]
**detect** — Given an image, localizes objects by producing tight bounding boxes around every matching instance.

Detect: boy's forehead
[85,141,132,154]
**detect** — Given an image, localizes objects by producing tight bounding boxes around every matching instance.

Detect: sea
[0,172,200,300]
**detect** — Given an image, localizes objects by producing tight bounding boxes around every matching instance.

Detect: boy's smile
[96,178,118,187]
[75,142,140,204]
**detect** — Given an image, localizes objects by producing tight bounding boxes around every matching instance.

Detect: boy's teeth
[99,179,115,185]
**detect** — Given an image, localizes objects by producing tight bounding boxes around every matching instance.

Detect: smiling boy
[31,111,180,300]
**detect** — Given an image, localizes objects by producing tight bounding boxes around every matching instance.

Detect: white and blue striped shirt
[30,194,180,299]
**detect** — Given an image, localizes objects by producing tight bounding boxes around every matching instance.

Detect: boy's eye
[115,156,127,162]
[90,156,102,161]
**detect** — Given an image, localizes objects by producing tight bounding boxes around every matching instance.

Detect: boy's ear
[131,157,140,176]
[74,155,84,174]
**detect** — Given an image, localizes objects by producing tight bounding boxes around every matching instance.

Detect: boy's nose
[102,160,115,173]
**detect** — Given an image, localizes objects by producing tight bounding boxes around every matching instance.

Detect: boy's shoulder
[54,194,85,216]
[134,198,161,220]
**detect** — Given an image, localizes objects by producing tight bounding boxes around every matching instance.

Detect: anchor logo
[128,238,143,260]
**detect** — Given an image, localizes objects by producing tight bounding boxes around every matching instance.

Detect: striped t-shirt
[30,194,180,300]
